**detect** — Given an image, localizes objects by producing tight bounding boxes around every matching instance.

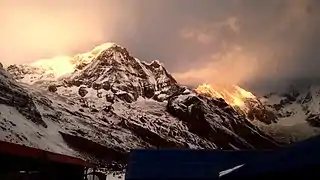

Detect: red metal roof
[0,140,93,167]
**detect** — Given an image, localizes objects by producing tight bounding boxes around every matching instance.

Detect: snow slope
[253,84,320,143]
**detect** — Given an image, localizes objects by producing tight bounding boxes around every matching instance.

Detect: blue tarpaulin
[125,149,271,179]
[125,135,320,180]
[222,135,320,179]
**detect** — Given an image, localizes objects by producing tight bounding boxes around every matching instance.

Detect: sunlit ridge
[195,83,256,107]
[28,43,117,78]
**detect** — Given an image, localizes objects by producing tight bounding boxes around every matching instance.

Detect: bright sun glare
[28,43,117,78]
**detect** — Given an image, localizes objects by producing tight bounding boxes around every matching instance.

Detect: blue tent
[125,135,320,180]
[221,135,320,180]
[125,149,272,179]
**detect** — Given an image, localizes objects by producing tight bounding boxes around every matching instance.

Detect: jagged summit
[71,42,125,68]
[63,43,179,103]
[7,42,179,104]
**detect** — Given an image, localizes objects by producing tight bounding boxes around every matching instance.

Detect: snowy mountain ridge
[6,43,119,83]
[240,83,320,143]
[262,84,320,124]
[7,43,179,104]
[2,43,279,170]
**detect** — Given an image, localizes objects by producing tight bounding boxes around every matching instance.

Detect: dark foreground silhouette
[0,140,106,180]
[1,134,320,180]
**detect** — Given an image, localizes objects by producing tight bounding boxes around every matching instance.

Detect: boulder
[48,84,57,92]
[78,87,88,97]
[116,92,134,103]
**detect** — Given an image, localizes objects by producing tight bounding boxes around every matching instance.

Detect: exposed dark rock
[103,105,114,113]
[143,85,155,99]
[302,92,313,104]
[60,132,128,168]
[78,86,88,97]
[97,91,103,98]
[153,94,166,102]
[102,81,111,90]
[106,93,115,103]
[149,60,161,69]
[306,114,320,127]
[246,108,278,124]
[48,84,57,92]
[65,80,83,87]
[282,89,300,102]
[92,82,102,90]
[273,104,283,111]
[116,92,133,103]
[75,63,87,70]
[119,119,186,148]
[91,108,99,113]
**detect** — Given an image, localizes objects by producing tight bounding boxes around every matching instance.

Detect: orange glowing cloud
[173,46,259,86]
[0,0,123,65]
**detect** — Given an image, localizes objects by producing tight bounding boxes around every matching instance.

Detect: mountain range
[1,43,319,171]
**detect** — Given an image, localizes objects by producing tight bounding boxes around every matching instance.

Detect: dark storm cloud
[1,0,320,92]
[121,0,320,91]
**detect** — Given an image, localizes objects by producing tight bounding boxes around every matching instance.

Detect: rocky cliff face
[63,45,179,102]
[2,43,278,169]
[167,92,278,149]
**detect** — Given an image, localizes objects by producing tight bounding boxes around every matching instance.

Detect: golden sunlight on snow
[195,83,256,107]
[30,56,74,77]
[28,43,116,78]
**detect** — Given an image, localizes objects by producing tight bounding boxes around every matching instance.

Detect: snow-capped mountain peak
[6,43,122,82]
[61,43,179,103]
[7,42,180,104]
[71,42,124,68]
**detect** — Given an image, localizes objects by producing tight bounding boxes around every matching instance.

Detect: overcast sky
[1,0,320,92]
